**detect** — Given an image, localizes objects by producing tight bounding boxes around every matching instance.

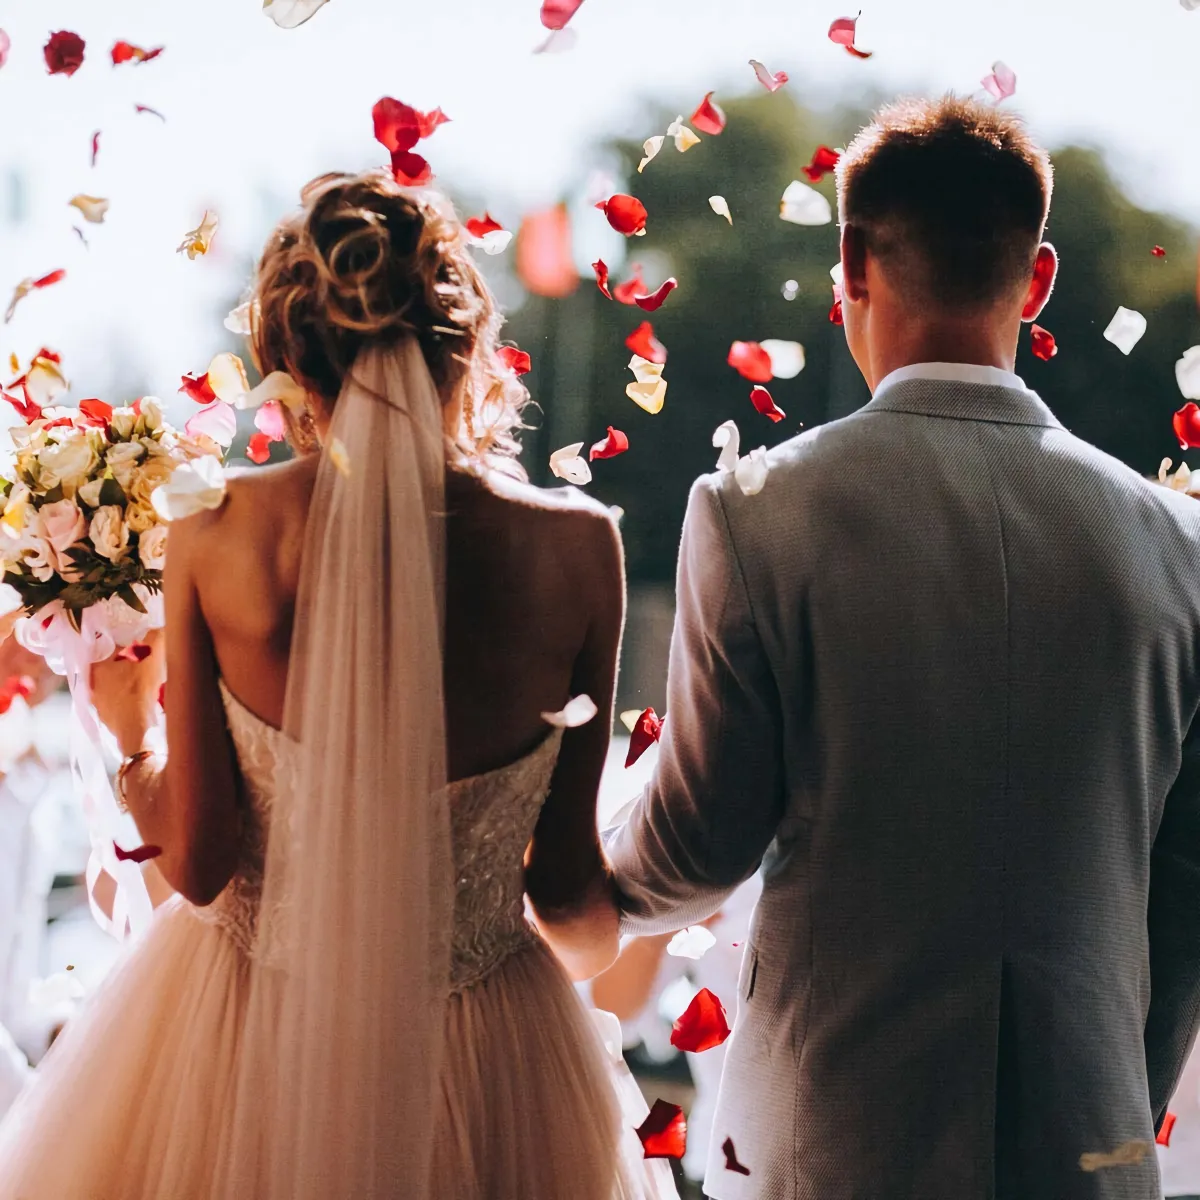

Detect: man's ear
[1021,242,1058,322]
[841,223,869,304]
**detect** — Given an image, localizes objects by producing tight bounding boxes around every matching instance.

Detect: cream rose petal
[540,694,598,728]
[177,210,219,259]
[1176,347,1200,400]
[236,370,306,412]
[713,420,741,473]
[780,180,832,226]
[666,116,701,153]
[761,339,806,379]
[1103,306,1147,356]
[206,352,250,404]
[619,709,643,733]
[709,196,733,225]
[626,355,668,414]
[666,926,717,960]
[68,195,110,225]
[262,0,331,27]
[24,358,68,407]
[549,442,592,485]
[638,135,665,174]
[473,230,513,256]
[223,299,258,336]
[150,457,226,522]
[830,261,845,287]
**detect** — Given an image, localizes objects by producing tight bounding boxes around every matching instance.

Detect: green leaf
[116,584,146,614]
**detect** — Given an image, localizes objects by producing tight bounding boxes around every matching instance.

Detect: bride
[0,171,677,1199]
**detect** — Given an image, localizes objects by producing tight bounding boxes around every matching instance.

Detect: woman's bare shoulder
[467,468,618,533]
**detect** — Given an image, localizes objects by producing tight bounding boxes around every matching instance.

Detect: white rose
[137,399,163,435]
[105,441,144,491]
[110,410,137,440]
[88,505,130,563]
[38,435,100,495]
[76,478,104,509]
[137,524,168,572]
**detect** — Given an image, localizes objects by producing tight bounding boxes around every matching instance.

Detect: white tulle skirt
[0,901,676,1200]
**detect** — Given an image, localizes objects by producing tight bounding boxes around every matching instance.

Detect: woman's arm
[526,508,626,982]
[90,514,242,906]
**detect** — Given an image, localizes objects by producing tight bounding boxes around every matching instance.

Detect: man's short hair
[836,95,1054,308]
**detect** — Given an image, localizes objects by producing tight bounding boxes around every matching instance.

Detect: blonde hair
[249,169,527,470]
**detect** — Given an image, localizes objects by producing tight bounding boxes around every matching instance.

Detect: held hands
[89,628,165,757]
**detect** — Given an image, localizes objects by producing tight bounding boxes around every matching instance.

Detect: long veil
[220,340,452,1197]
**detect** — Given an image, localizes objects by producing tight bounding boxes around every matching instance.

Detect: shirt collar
[874,361,1031,398]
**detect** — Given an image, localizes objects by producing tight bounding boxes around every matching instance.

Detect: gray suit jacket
[607,377,1200,1200]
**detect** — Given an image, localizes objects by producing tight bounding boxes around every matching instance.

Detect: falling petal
[206,352,251,404]
[262,0,331,27]
[1173,403,1200,449]
[540,0,586,30]
[179,372,217,405]
[224,298,257,336]
[1176,347,1200,400]
[1103,306,1147,355]
[667,925,717,960]
[828,13,873,58]
[1158,1113,1178,1148]
[625,321,667,364]
[709,195,733,224]
[68,195,110,224]
[636,1100,687,1160]
[802,145,842,182]
[670,987,731,1053]
[593,259,613,300]
[735,447,770,496]
[78,398,113,426]
[4,270,66,324]
[549,442,592,485]
[597,194,648,237]
[760,339,806,380]
[749,59,788,91]
[150,457,227,521]
[750,386,786,423]
[44,31,86,77]
[691,91,726,136]
[625,707,663,766]
[634,278,677,312]
[727,342,774,384]
[722,1137,752,1176]
[185,401,237,448]
[626,356,668,414]
[780,180,832,226]
[254,400,289,440]
[515,205,578,298]
[498,346,532,376]
[329,438,351,477]
[177,210,218,259]
[114,841,162,863]
[247,432,272,465]
[134,104,166,121]
[613,264,647,306]
[111,42,164,66]
[589,427,629,461]
[114,643,151,663]
[0,30,9,70]
[981,60,1017,102]
[618,710,641,732]
[713,421,740,472]
[90,131,101,166]
[1030,324,1058,361]
[465,213,503,238]
[541,694,598,728]
[666,116,701,153]
[638,135,665,174]
[23,353,68,407]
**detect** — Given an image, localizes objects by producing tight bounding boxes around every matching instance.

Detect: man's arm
[1145,711,1200,1127]
[607,474,785,934]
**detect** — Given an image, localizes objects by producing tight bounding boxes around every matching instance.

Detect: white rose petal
[709,195,733,225]
[666,926,717,960]
[735,446,770,496]
[666,116,701,153]
[139,398,163,431]
[761,339,806,379]
[262,0,331,27]
[68,195,110,225]
[830,261,845,287]
[150,457,226,522]
[1176,347,1200,400]
[1103,306,1147,356]
[206,353,251,405]
[780,180,832,226]
[638,135,665,174]
[549,442,592,486]
[223,299,258,336]
[236,370,306,412]
[540,694,598,728]
[473,230,513,256]
[24,359,68,407]
[713,420,741,473]
[28,972,84,1009]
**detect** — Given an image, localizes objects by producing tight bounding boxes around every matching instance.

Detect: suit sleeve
[1145,710,1200,1128]
[606,474,786,935]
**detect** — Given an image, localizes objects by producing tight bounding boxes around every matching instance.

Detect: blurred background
[1,1,1198,1192]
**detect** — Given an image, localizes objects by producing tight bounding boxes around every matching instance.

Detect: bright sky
[1,0,1197,406]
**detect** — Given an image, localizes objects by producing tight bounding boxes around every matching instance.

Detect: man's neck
[867,324,1018,393]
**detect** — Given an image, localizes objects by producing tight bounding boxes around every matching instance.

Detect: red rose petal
[589,426,629,461]
[598,194,647,237]
[157,683,166,710]
[722,1136,752,1176]
[416,108,450,139]
[115,642,152,663]
[0,674,34,716]
[33,269,66,290]
[1030,324,1057,361]
[1158,1112,1178,1148]
[727,341,774,384]
[1152,245,1167,258]
[540,0,586,30]
[593,259,613,300]
[498,346,532,376]
[613,264,647,306]
[3,391,42,424]
[179,372,217,405]
[78,398,113,426]
[373,97,422,153]
[113,841,162,864]
[750,385,786,423]
[691,91,727,136]
[625,322,667,365]
[111,41,164,66]
[829,281,844,325]
[634,277,677,313]
[465,213,504,239]
[625,707,663,767]
[44,31,86,77]
[91,131,101,166]
[829,14,873,58]
[636,1099,687,1160]
[247,432,272,465]
[1173,403,1200,450]
[802,145,841,182]
[670,987,731,1053]
[391,150,432,187]
[134,104,166,121]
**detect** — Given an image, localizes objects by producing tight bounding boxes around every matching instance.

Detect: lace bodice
[194,684,564,990]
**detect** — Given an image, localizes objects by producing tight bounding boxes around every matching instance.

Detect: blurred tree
[506,92,1199,585]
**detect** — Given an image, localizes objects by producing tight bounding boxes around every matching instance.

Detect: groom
[607,96,1200,1200]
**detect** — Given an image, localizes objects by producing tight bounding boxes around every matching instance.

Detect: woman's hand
[90,628,165,757]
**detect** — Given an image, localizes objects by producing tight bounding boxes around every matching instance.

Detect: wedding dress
[0,342,677,1200]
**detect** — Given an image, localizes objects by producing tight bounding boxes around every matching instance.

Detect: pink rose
[38,498,86,575]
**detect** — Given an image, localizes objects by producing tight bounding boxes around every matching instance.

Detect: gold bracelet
[115,749,157,814]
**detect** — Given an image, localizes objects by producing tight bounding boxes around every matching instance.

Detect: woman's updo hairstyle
[250,169,527,469]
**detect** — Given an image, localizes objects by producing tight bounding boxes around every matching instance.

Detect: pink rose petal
[749,59,788,91]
